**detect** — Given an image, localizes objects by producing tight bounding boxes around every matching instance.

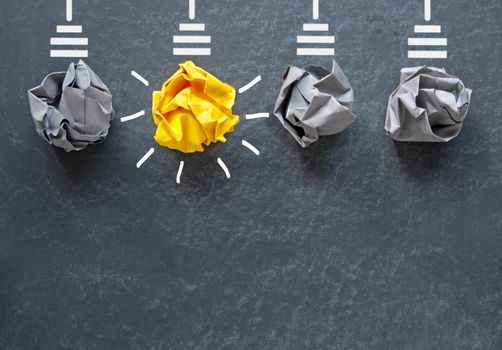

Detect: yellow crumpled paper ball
[152,61,240,153]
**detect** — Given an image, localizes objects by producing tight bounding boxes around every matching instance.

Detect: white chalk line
[137,148,155,169]
[179,23,205,31]
[408,38,447,46]
[189,0,196,20]
[303,23,329,31]
[297,35,335,44]
[242,140,260,156]
[408,50,447,59]
[66,0,73,22]
[50,37,88,45]
[173,48,211,56]
[424,0,432,21]
[245,113,269,120]
[176,161,185,184]
[50,50,88,58]
[57,25,82,33]
[297,48,335,56]
[313,0,319,20]
[121,110,145,123]
[238,75,262,94]
[173,35,211,43]
[414,25,441,33]
[217,158,231,179]
[131,71,149,86]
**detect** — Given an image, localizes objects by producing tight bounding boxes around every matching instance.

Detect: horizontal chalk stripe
[297,35,335,44]
[173,48,211,55]
[56,25,82,33]
[179,23,205,31]
[303,23,329,31]
[245,113,269,120]
[408,50,448,59]
[50,37,88,45]
[414,25,441,33]
[173,35,211,43]
[121,110,145,123]
[408,38,447,46]
[50,50,88,57]
[297,48,335,56]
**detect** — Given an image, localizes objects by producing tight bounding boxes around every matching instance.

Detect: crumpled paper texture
[27,60,114,152]
[152,61,239,153]
[385,66,472,142]
[273,61,356,148]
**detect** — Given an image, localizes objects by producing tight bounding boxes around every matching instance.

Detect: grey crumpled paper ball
[27,60,114,151]
[274,60,356,148]
[385,66,472,142]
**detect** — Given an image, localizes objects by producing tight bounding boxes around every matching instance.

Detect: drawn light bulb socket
[50,0,88,58]
[407,0,448,59]
[297,0,335,56]
[173,0,211,56]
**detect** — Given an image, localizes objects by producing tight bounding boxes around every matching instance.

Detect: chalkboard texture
[1,0,501,349]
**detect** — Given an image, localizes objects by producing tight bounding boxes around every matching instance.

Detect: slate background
[1,0,501,349]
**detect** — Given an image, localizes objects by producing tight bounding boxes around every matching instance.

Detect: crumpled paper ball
[27,60,114,152]
[273,60,356,147]
[385,66,472,142]
[152,61,239,153]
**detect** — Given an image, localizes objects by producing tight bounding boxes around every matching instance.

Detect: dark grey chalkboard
[1,0,501,349]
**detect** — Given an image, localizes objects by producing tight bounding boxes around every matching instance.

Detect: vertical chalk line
[189,0,196,20]
[313,0,319,20]
[66,0,73,22]
[424,0,431,21]
[176,161,185,184]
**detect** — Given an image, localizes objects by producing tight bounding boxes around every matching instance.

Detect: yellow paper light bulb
[152,61,240,153]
